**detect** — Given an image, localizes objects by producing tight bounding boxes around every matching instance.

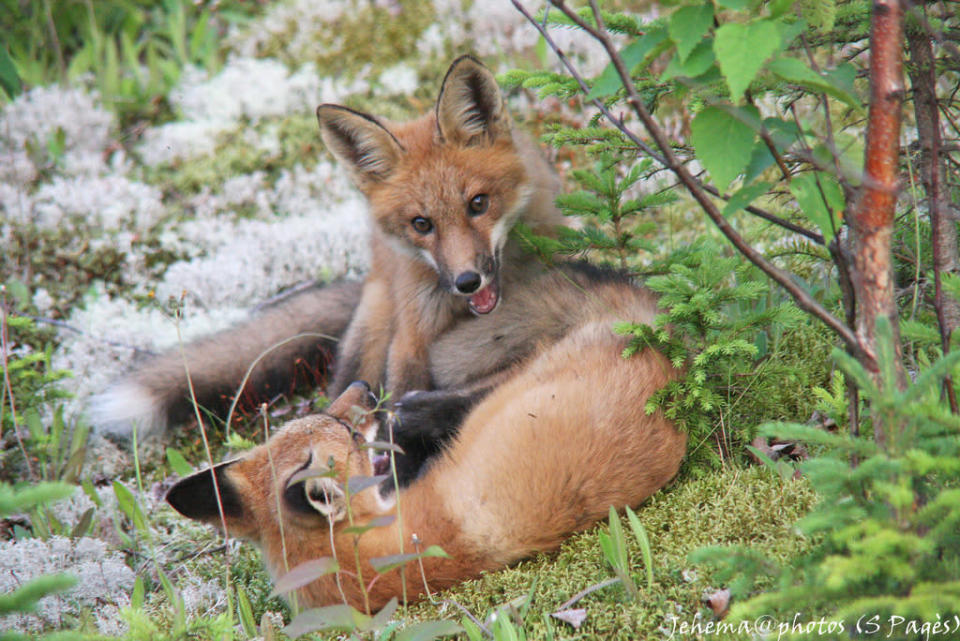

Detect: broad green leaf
[370,545,449,574]
[285,605,370,637]
[789,172,844,244]
[661,39,716,81]
[369,597,399,631]
[394,620,463,641]
[767,57,864,113]
[716,0,754,8]
[668,4,714,62]
[0,44,22,99]
[690,106,757,190]
[342,514,396,536]
[165,447,193,477]
[346,474,388,494]
[714,20,781,101]
[723,182,773,217]
[588,27,668,99]
[270,557,339,597]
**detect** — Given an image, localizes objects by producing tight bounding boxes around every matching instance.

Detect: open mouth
[468,279,500,315]
[371,452,391,476]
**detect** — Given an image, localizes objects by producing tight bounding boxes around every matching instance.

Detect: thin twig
[509,0,667,166]
[699,183,825,243]
[556,577,621,611]
[1,291,36,481]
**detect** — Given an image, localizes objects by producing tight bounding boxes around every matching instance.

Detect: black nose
[455,271,482,294]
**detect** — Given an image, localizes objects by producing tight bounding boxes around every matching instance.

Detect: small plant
[0,481,80,641]
[693,318,960,635]
[616,240,805,472]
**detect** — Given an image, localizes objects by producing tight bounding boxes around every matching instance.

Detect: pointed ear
[316,105,404,189]
[326,381,379,440]
[436,55,510,146]
[166,461,249,533]
[303,476,348,523]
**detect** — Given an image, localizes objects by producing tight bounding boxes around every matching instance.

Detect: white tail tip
[87,382,168,440]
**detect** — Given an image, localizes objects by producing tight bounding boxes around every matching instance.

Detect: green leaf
[767,57,864,113]
[668,4,714,62]
[235,585,257,637]
[130,575,146,610]
[714,20,781,101]
[789,172,843,244]
[625,507,655,589]
[0,44,22,99]
[394,620,463,641]
[690,106,757,190]
[370,545,449,574]
[270,557,339,597]
[285,605,370,637]
[661,39,716,81]
[346,474,387,494]
[165,448,193,477]
[588,27,668,99]
[723,182,773,217]
[369,597,399,631]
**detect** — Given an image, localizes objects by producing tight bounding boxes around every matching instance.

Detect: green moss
[249,0,437,78]
[402,466,816,640]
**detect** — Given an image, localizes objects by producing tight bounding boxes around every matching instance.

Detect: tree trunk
[850,0,908,411]
[906,21,960,412]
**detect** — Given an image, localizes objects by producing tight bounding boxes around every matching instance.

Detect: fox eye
[467,194,489,216]
[411,216,433,234]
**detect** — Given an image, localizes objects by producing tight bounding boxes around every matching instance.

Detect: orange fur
[167,275,686,611]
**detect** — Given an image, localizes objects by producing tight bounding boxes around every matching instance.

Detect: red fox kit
[317,54,564,397]
[90,55,564,438]
[167,269,686,611]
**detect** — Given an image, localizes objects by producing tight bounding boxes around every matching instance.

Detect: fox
[165,266,687,611]
[90,55,565,439]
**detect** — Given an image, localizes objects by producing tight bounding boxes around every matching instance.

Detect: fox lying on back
[167,267,687,611]
[91,56,564,438]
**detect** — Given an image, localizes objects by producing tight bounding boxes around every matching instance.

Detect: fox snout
[446,255,500,316]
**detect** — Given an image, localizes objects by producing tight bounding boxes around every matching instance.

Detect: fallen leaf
[706,588,731,617]
[551,608,588,629]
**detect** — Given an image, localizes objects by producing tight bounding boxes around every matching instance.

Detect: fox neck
[295,481,481,611]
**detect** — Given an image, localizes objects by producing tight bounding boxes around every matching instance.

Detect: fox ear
[166,461,252,536]
[303,476,348,523]
[436,55,510,146]
[316,105,404,188]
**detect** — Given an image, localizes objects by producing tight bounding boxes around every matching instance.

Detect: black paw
[392,389,473,440]
[376,390,476,488]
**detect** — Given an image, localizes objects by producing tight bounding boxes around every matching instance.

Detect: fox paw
[391,390,473,441]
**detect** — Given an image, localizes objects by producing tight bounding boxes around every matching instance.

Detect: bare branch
[509,0,667,166]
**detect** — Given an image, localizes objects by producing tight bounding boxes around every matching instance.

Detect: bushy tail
[88,280,361,439]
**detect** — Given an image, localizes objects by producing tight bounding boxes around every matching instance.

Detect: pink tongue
[469,284,499,314]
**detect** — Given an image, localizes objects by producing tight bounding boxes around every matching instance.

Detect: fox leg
[386,366,521,486]
[328,278,395,398]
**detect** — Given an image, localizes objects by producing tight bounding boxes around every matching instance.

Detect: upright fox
[167,268,686,611]
[91,56,564,438]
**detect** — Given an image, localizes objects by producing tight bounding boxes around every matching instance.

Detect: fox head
[316,56,534,315]
[165,383,392,592]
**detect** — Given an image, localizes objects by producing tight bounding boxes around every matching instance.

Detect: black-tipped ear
[166,461,244,525]
[316,105,404,189]
[436,55,510,146]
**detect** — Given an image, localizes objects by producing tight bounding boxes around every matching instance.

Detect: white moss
[0,536,134,635]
